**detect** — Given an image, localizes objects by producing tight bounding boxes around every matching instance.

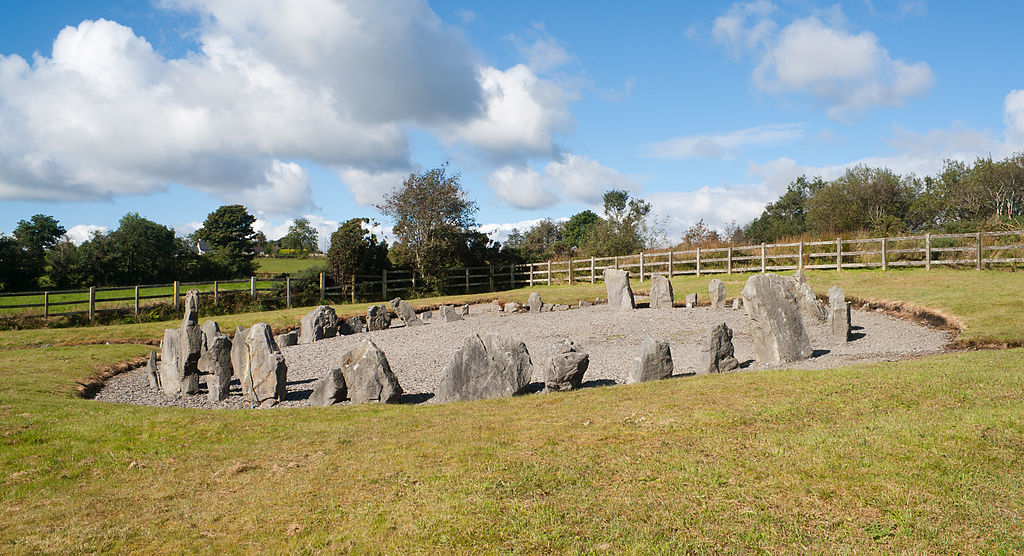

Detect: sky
[1,0,1022,250]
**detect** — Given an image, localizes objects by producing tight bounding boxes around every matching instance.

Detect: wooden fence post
[465,267,470,293]
[351,275,356,303]
[668,250,674,277]
[213,281,219,305]
[925,233,932,270]
[836,238,842,271]
[134,286,139,316]
[568,259,573,285]
[529,263,534,287]
[976,232,983,270]
[89,286,96,322]
[696,248,701,277]
[798,242,804,269]
[590,257,596,283]
[250,276,256,298]
[547,261,552,285]
[382,269,387,299]
[44,291,49,318]
[173,281,179,310]
[881,237,888,271]
[510,265,515,288]
[727,247,732,274]
[286,277,291,309]
[760,244,766,273]
[319,272,325,303]
[614,256,619,269]
[411,271,417,292]
[639,252,645,281]
[489,264,494,291]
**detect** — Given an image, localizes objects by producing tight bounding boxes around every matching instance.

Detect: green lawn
[1,268,1023,551]
[257,257,325,275]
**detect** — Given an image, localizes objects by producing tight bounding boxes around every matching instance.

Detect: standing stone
[604,269,636,311]
[435,333,533,403]
[230,323,288,406]
[275,330,298,347]
[460,304,470,317]
[628,337,673,384]
[341,316,364,334]
[299,305,339,344]
[732,299,741,310]
[200,320,220,351]
[199,334,234,402]
[439,305,463,322]
[390,297,422,327]
[789,270,828,323]
[544,340,590,392]
[310,368,347,406]
[685,293,697,308]
[504,301,521,314]
[649,274,674,309]
[145,350,160,389]
[700,323,740,374]
[528,292,543,313]
[741,273,813,364]
[709,279,726,309]
[420,310,433,321]
[828,286,850,344]
[183,289,200,325]
[366,304,391,331]
[339,339,403,404]
[158,329,189,396]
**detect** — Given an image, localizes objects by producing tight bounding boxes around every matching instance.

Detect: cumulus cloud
[477,217,565,244]
[648,186,771,240]
[65,224,108,245]
[509,22,573,74]
[1005,90,1024,138]
[337,167,414,206]
[711,2,933,119]
[487,153,636,209]
[642,123,804,159]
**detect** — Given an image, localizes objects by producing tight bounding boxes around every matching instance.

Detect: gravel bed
[93,301,950,409]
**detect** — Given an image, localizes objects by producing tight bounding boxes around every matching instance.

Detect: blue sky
[1,1,1022,249]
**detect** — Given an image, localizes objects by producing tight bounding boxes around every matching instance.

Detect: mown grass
[1,267,1023,551]
[257,256,325,275]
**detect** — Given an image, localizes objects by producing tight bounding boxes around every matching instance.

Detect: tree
[13,214,66,257]
[376,164,478,286]
[101,213,182,285]
[682,219,721,247]
[279,217,319,253]
[743,177,816,244]
[0,235,38,291]
[4,214,67,290]
[581,189,657,256]
[505,219,567,261]
[562,210,600,252]
[194,204,258,278]
[327,218,389,285]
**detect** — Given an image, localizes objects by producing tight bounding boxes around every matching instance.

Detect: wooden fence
[3,230,1023,321]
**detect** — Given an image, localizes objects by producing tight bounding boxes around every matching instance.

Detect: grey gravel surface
[93,301,950,409]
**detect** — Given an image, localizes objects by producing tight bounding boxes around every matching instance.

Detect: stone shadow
[400,392,434,404]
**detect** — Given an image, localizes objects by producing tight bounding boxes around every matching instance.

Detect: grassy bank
[1,268,1023,551]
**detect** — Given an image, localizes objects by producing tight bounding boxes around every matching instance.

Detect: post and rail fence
[2,229,1023,322]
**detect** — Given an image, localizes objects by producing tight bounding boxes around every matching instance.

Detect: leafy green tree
[682,219,721,247]
[195,204,258,278]
[743,177,817,244]
[13,214,66,257]
[376,163,479,287]
[562,210,600,252]
[581,190,656,256]
[0,235,38,291]
[105,213,181,284]
[327,218,389,285]
[4,214,67,290]
[505,219,568,261]
[279,217,319,253]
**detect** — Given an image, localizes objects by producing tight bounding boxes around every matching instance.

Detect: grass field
[1,268,1023,551]
[256,256,325,275]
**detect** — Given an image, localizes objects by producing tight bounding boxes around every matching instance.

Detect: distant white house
[194,240,211,255]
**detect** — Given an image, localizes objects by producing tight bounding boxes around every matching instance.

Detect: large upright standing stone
[390,298,422,327]
[310,368,347,406]
[741,273,813,364]
[528,292,543,313]
[183,289,200,325]
[230,323,288,406]
[339,339,403,404]
[198,333,233,402]
[628,337,673,384]
[685,293,697,308]
[649,274,674,309]
[366,304,391,331]
[159,292,203,397]
[790,270,828,323]
[709,279,726,309]
[604,269,636,311]
[700,323,739,374]
[828,285,851,344]
[544,340,589,392]
[299,305,339,344]
[435,333,533,403]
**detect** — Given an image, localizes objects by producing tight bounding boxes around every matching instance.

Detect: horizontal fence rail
[3,230,1023,321]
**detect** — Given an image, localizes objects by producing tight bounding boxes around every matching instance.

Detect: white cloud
[455,9,476,24]
[173,221,203,238]
[65,224,107,245]
[711,3,933,119]
[1005,90,1024,138]
[509,23,573,74]
[442,64,575,158]
[227,160,312,215]
[649,186,770,241]
[477,217,565,244]
[337,167,413,206]
[487,153,636,209]
[643,123,804,159]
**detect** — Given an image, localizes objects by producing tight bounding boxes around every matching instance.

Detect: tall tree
[376,163,478,286]
[195,204,258,278]
[106,213,181,284]
[279,217,319,252]
[581,190,656,256]
[327,218,389,284]
[562,210,601,252]
[6,214,67,290]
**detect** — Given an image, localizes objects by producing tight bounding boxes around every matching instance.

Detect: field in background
[256,257,324,275]
[1,268,1023,551]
